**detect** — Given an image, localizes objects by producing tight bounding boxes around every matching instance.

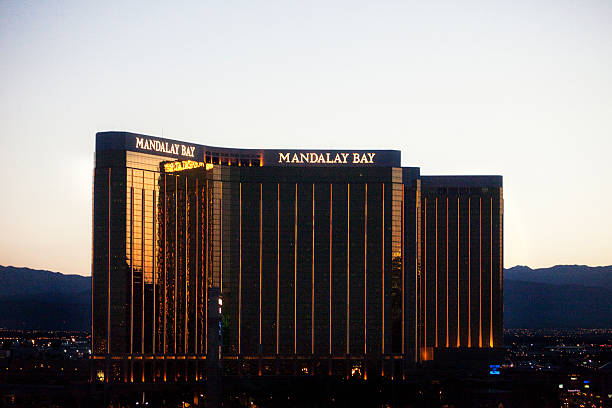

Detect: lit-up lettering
[163,160,211,173]
[136,137,195,158]
[277,152,376,165]
[353,152,376,163]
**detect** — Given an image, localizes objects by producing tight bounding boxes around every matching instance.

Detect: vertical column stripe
[260,183,263,352]
[276,183,280,355]
[499,191,503,346]
[164,175,167,354]
[194,180,198,354]
[184,177,188,354]
[346,183,350,355]
[415,188,419,360]
[205,179,208,355]
[130,185,134,355]
[490,196,494,347]
[107,168,111,355]
[294,183,298,355]
[329,183,333,355]
[174,178,178,355]
[153,188,157,354]
[435,197,438,348]
[238,183,242,355]
[401,184,405,355]
[382,183,385,355]
[142,187,145,355]
[456,196,460,348]
[468,196,471,348]
[479,196,482,348]
[364,183,368,355]
[312,183,315,356]
[423,197,426,348]
[141,182,145,381]
[220,181,223,292]
[446,196,449,348]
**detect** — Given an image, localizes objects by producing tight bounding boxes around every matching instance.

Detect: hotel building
[92,131,503,383]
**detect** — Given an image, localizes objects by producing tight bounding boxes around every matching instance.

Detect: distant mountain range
[0,266,90,331]
[505,264,612,289]
[504,265,612,328]
[0,264,611,330]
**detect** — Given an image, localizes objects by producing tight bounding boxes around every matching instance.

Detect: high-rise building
[92,131,503,383]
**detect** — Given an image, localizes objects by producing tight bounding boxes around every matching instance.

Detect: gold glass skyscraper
[92,131,503,383]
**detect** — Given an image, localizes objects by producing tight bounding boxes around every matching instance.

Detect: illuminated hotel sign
[277,152,376,165]
[135,136,196,158]
[163,160,211,173]
[262,149,401,167]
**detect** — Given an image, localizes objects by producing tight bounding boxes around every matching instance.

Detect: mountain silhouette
[0,264,610,330]
[0,265,90,330]
[504,264,612,328]
[505,264,612,289]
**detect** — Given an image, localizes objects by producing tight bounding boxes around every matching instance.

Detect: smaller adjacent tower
[418,176,503,366]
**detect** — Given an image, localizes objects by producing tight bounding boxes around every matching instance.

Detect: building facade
[92,131,503,383]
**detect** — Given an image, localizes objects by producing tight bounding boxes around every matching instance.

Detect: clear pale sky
[1,1,611,276]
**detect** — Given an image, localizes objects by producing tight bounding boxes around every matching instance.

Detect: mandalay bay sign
[277,152,376,165]
[135,136,196,158]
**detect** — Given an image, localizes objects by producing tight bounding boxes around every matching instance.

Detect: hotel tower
[92,131,503,383]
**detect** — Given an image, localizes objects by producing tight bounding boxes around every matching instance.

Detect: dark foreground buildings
[92,131,503,384]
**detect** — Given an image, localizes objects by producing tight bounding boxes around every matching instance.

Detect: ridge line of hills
[1,264,611,330]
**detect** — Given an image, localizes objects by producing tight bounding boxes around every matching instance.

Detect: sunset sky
[1,0,611,276]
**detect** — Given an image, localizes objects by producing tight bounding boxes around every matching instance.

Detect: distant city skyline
[1,0,612,276]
